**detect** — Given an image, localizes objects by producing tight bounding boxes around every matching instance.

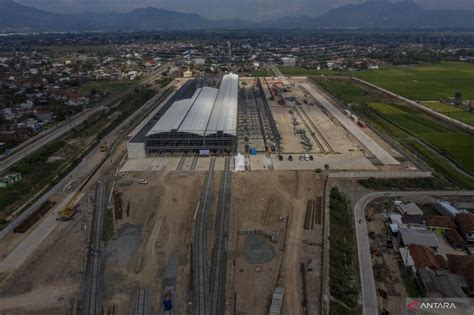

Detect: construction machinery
[57,191,81,221]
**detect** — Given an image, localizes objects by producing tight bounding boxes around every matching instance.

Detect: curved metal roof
[178,87,218,136]
[146,88,200,136]
[146,73,238,137]
[206,73,238,136]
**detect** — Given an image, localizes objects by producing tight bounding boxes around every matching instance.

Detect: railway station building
[128,73,238,157]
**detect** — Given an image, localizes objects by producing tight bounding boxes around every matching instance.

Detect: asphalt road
[0,107,103,173]
[353,190,474,315]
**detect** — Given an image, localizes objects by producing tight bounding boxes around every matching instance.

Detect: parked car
[138,179,148,185]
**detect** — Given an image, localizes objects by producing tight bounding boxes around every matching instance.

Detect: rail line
[193,156,216,314]
[134,289,147,315]
[176,154,187,171]
[295,106,334,153]
[209,156,232,315]
[301,107,334,153]
[190,155,199,171]
[83,180,108,315]
[293,106,325,153]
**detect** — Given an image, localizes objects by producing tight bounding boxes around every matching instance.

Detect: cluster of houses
[387,200,474,298]
[0,47,161,152]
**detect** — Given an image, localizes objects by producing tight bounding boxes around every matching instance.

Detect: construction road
[353,190,474,315]
[301,82,399,165]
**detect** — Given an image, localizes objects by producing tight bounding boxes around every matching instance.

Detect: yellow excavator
[57,191,81,221]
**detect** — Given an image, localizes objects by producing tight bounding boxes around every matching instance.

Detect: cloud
[17,0,474,20]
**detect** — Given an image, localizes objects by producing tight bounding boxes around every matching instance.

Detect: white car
[138,179,148,185]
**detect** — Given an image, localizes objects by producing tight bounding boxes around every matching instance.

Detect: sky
[18,0,474,20]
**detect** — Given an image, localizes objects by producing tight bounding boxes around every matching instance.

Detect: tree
[454,91,462,100]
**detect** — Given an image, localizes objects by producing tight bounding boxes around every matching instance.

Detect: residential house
[417,267,467,298]
[397,202,423,216]
[444,229,466,250]
[455,213,474,245]
[398,227,439,250]
[447,255,474,295]
[435,200,460,220]
[426,216,457,235]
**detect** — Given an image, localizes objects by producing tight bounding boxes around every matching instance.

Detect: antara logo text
[407,299,457,312]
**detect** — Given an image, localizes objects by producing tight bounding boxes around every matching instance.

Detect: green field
[356,62,474,101]
[422,102,474,126]
[248,69,273,77]
[329,187,359,314]
[278,66,343,76]
[315,78,474,188]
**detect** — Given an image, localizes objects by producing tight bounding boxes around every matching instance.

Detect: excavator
[57,191,81,221]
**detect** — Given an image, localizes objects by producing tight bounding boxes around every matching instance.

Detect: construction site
[0,74,424,315]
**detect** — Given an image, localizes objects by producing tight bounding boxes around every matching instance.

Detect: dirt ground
[0,192,93,314]
[365,201,407,315]
[101,168,205,314]
[227,171,324,315]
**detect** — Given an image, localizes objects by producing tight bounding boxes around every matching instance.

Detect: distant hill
[0,0,83,31]
[311,0,474,29]
[0,0,473,32]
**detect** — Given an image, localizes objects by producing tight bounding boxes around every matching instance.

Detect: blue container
[249,147,257,155]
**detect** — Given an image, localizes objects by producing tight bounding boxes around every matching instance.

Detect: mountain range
[0,0,473,32]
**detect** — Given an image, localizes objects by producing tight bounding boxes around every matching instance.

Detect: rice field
[356,62,474,101]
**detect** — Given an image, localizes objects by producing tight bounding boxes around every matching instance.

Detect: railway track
[176,154,187,171]
[190,155,199,171]
[295,106,333,154]
[134,289,147,315]
[193,156,216,315]
[83,180,108,315]
[209,156,232,315]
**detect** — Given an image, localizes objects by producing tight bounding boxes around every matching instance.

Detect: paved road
[353,190,474,315]
[301,82,399,165]
[0,107,103,173]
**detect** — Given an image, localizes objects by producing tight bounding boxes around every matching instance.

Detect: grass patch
[329,187,359,315]
[73,80,133,96]
[278,66,344,77]
[155,76,173,87]
[355,62,474,100]
[423,102,474,126]
[248,69,273,77]
[403,275,422,298]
